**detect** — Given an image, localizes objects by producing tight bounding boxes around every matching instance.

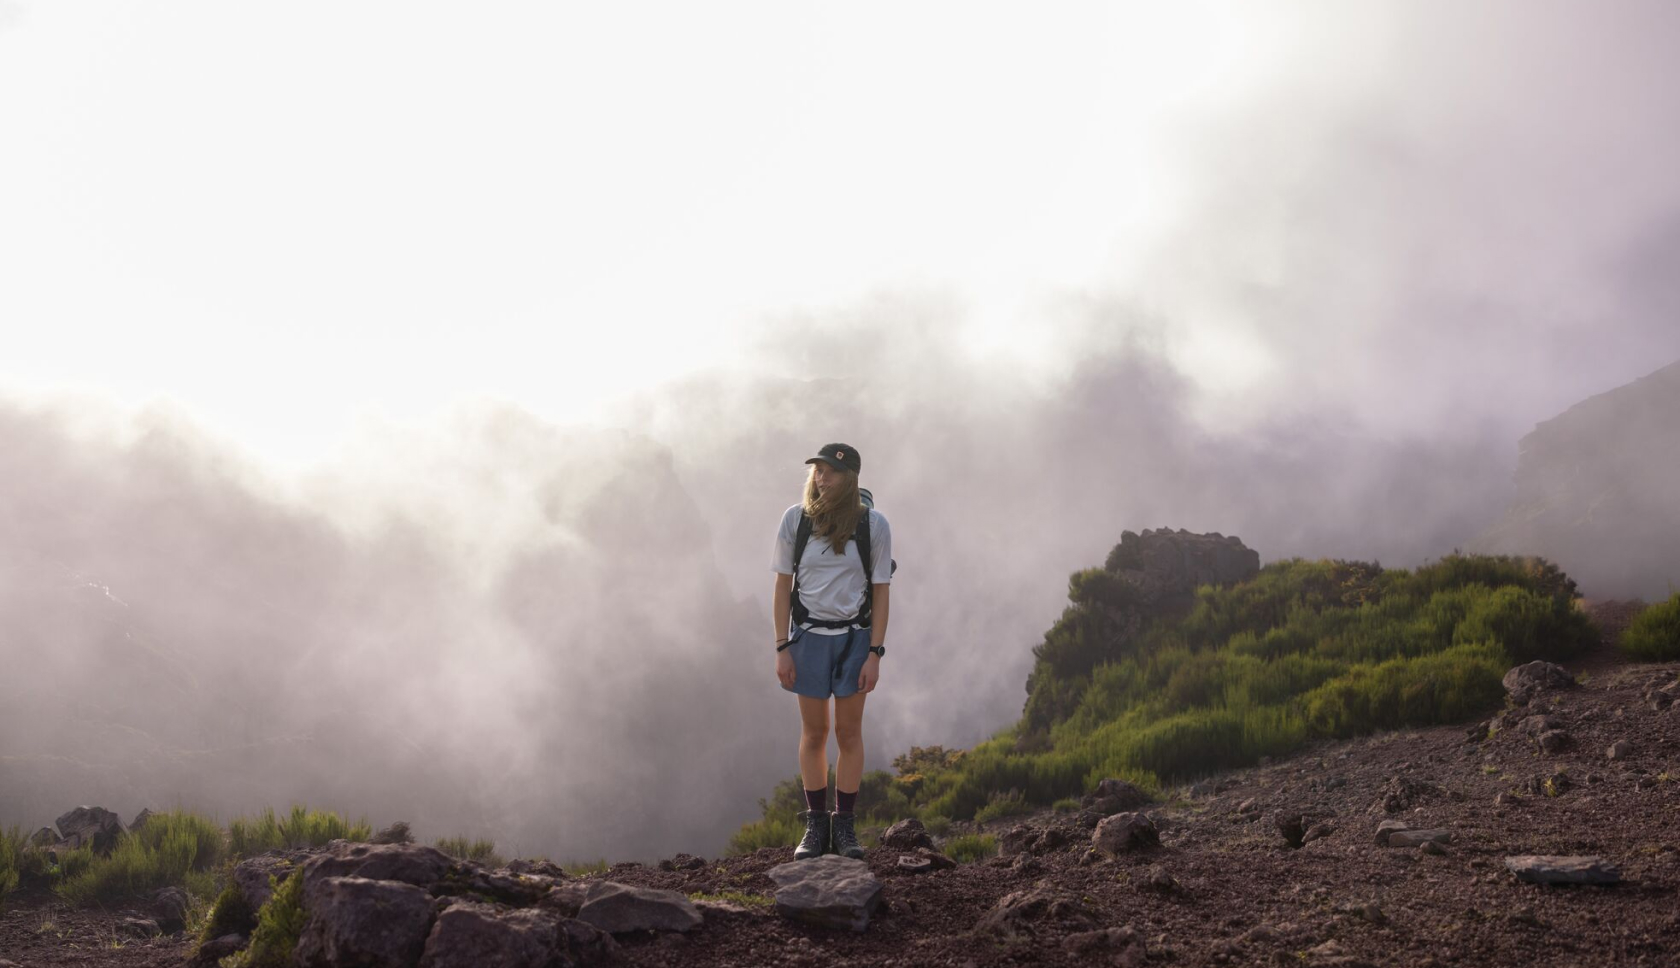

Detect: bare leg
[796,695,831,792]
[833,691,866,794]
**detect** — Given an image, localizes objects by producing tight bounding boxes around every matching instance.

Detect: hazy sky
[3,1,1679,860]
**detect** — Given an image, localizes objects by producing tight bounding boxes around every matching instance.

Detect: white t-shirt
[771,504,893,636]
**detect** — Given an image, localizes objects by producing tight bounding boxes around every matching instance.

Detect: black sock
[836,788,857,815]
[804,787,828,814]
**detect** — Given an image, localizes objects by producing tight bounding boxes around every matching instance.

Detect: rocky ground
[3,602,1677,968]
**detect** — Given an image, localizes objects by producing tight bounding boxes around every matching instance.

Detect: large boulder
[1091,812,1158,856]
[1504,661,1578,705]
[419,901,569,968]
[575,882,701,934]
[300,840,456,889]
[232,854,300,912]
[1105,528,1260,606]
[766,854,883,932]
[295,876,436,968]
[55,806,124,854]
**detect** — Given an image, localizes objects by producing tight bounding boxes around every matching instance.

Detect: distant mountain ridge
[1473,359,1680,599]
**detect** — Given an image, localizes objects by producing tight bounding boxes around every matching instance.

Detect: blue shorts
[782,626,871,700]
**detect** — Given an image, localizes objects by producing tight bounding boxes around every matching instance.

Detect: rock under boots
[794,810,831,860]
[830,811,865,859]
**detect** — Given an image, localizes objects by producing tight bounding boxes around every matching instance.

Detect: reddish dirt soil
[4,602,1676,968]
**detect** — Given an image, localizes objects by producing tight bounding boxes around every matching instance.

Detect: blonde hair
[803,466,864,555]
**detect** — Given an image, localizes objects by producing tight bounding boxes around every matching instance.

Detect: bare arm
[869,584,889,650]
[773,573,793,645]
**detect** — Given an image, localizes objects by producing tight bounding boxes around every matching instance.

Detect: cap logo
[836,451,845,459]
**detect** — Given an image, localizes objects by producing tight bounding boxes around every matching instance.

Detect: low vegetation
[227,868,306,968]
[229,805,371,855]
[1620,592,1680,661]
[736,552,1599,844]
[943,833,998,864]
[434,836,505,869]
[56,810,223,905]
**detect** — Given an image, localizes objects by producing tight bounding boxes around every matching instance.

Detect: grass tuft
[944,833,998,864]
[434,836,505,869]
[229,806,371,856]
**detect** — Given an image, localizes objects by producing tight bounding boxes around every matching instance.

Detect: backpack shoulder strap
[793,513,813,575]
[854,510,874,582]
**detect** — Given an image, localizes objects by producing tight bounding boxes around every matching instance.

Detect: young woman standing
[771,443,893,860]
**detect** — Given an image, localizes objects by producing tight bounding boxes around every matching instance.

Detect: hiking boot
[830,811,865,859]
[794,810,831,860]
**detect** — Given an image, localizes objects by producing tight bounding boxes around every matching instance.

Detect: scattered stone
[1494,792,1515,807]
[1382,776,1440,812]
[187,935,248,968]
[1608,740,1633,761]
[657,852,706,872]
[576,881,701,934]
[418,900,570,968]
[1387,829,1452,848]
[1520,714,1562,736]
[910,847,956,871]
[976,884,1096,939]
[1092,812,1159,856]
[766,854,882,932]
[130,808,154,830]
[1077,847,1102,867]
[1543,772,1572,797]
[1504,661,1576,705]
[880,817,936,851]
[1083,777,1152,815]
[54,806,124,854]
[1032,826,1071,853]
[559,919,618,964]
[1335,901,1387,925]
[118,917,161,938]
[441,867,555,906]
[296,876,435,968]
[1537,729,1573,754]
[999,825,1036,858]
[1504,855,1622,885]
[1236,797,1260,815]
[1303,822,1335,844]
[505,858,566,878]
[28,827,56,848]
[370,821,414,845]
[1420,841,1448,856]
[1636,775,1658,790]
[152,885,191,934]
[897,854,934,874]
[1374,820,1410,846]
[1137,866,1178,894]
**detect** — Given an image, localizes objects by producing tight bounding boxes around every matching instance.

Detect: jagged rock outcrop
[1473,358,1680,599]
[1103,528,1262,606]
[55,805,124,853]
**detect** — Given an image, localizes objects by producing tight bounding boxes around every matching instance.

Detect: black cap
[805,443,861,475]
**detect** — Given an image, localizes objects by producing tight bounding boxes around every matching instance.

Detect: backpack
[790,488,897,630]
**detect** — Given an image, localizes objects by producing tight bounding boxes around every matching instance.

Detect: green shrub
[434,837,504,868]
[199,881,257,943]
[55,811,226,905]
[1621,593,1680,661]
[943,834,997,864]
[229,870,305,968]
[562,859,609,876]
[688,889,773,908]
[726,817,801,856]
[229,806,371,856]
[1453,585,1595,664]
[1051,798,1080,813]
[132,810,225,872]
[921,815,952,836]
[973,789,1032,824]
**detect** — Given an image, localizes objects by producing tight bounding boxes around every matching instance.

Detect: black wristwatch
[867,645,885,658]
